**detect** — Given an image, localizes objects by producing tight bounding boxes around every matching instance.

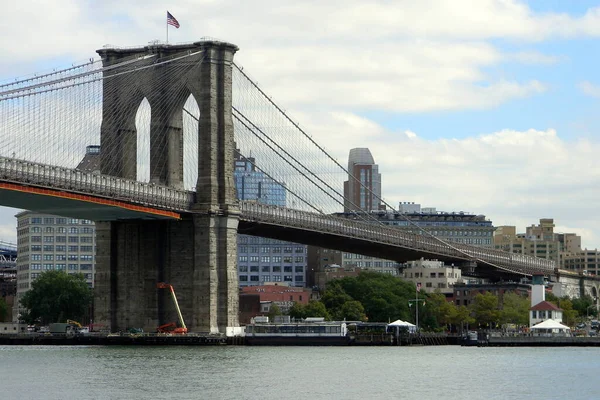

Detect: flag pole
[166,12,169,44]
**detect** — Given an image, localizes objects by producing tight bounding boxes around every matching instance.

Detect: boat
[244,318,350,346]
[461,330,479,346]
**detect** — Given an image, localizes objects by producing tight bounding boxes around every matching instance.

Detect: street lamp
[408,283,426,331]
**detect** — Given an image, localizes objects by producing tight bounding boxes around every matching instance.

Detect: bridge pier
[94,40,240,335]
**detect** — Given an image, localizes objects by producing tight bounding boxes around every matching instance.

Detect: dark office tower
[343,148,382,212]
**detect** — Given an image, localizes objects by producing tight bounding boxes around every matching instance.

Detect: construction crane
[157,282,188,334]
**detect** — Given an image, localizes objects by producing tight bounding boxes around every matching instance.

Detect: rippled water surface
[1,345,599,399]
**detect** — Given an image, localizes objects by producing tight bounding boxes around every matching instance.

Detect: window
[261,247,270,253]
[31,217,42,224]
[68,246,78,252]
[43,245,54,252]
[56,218,67,224]
[249,247,259,253]
[68,237,79,243]
[43,264,53,270]
[55,264,66,270]
[272,256,282,263]
[80,246,93,252]
[80,255,93,261]
[239,246,247,253]
[57,227,66,233]
[239,275,248,281]
[295,247,305,253]
[31,245,41,251]
[250,266,259,272]
[284,275,293,281]
[261,256,270,263]
[272,266,281,272]
[239,256,248,263]
[249,256,259,262]
[56,255,66,261]
[284,266,292,272]
[31,254,41,261]
[283,257,292,263]
[295,266,304,273]
[250,276,260,282]
[31,236,42,243]
[68,264,78,271]
[261,266,270,272]
[56,236,66,243]
[295,275,304,282]
[272,247,281,253]
[283,247,293,253]
[43,236,54,243]
[44,227,54,233]
[80,236,93,243]
[80,264,92,270]
[44,218,55,224]
[239,266,248,272]
[294,256,304,263]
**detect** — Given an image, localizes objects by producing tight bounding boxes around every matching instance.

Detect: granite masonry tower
[93,40,240,335]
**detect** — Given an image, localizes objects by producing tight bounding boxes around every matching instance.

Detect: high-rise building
[343,148,382,212]
[12,145,100,322]
[234,151,307,287]
[13,212,96,321]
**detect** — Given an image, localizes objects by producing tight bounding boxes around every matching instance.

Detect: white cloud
[578,81,600,98]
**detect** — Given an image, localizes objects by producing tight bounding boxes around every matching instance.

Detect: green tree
[19,271,92,325]
[448,305,475,333]
[499,292,530,326]
[323,271,415,323]
[288,301,331,320]
[0,297,8,322]
[267,303,282,321]
[470,292,500,328]
[338,300,367,322]
[558,298,578,327]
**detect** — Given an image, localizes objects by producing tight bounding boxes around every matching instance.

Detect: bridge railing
[239,202,556,276]
[0,156,194,211]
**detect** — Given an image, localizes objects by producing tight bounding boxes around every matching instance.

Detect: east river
[1,345,599,399]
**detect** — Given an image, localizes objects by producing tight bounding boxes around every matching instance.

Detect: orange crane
[157,282,188,334]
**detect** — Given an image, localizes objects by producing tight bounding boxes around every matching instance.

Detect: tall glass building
[234,152,307,287]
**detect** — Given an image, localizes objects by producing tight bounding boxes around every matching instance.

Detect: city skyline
[2,1,600,248]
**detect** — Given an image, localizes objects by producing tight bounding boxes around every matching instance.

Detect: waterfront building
[529,275,563,327]
[238,284,310,324]
[401,259,462,295]
[234,151,307,287]
[452,281,531,307]
[561,250,600,275]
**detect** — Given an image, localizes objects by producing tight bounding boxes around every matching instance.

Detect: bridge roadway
[0,156,556,277]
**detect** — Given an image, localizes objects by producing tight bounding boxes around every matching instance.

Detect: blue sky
[2,0,600,249]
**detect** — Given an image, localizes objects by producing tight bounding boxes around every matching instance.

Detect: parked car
[577,322,587,329]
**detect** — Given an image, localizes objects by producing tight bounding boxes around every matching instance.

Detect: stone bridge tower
[93,40,240,334]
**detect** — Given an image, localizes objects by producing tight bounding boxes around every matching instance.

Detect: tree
[499,292,530,326]
[288,301,331,320]
[470,292,500,329]
[0,297,8,322]
[267,303,282,321]
[338,300,367,322]
[20,271,92,325]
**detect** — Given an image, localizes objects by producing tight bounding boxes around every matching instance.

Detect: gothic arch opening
[182,94,199,191]
[135,97,151,183]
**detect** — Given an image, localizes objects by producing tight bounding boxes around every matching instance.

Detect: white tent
[531,319,571,336]
[387,319,417,333]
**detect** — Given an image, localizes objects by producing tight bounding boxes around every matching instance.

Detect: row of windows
[25,245,94,253]
[238,236,304,246]
[23,227,94,234]
[239,275,304,282]
[239,256,305,264]
[29,263,93,271]
[239,246,305,254]
[27,217,93,225]
[29,236,93,243]
[240,266,304,273]
[30,254,93,261]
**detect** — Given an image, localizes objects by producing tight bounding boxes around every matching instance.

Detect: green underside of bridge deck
[0,188,177,221]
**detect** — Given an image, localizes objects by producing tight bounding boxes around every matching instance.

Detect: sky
[2,0,600,248]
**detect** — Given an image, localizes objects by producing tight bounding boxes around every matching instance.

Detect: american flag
[167,11,180,28]
[416,282,422,292]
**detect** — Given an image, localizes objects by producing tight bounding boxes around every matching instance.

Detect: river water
[1,345,599,399]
